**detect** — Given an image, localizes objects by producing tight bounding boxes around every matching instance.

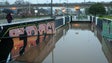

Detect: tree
[85,8,89,15]
[109,1,112,15]
[5,1,10,5]
[88,3,106,16]
[14,0,25,5]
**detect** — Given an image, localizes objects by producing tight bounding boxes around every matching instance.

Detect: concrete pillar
[69,16,71,22]
[63,16,65,25]
[95,17,98,25]
[92,16,94,22]
[72,16,76,21]
[74,16,77,20]
[88,16,90,21]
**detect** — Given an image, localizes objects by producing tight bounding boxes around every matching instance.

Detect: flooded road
[43,23,109,63]
[0,23,111,63]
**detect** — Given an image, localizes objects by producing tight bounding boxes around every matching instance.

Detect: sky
[0,0,112,4]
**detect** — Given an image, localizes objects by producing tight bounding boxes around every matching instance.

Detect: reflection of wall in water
[93,19,112,63]
[55,24,69,43]
[102,38,112,63]
[95,26,102,43]
[15,35,55,63]
[15,23,70,63]
[71,23,91,30]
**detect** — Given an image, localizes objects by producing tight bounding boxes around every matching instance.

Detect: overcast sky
[0,0,112,4]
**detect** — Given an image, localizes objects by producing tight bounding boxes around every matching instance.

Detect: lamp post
[66,0,68,16]
[84,0,85,3]
[51,0,53,18]
[28,0,31,14]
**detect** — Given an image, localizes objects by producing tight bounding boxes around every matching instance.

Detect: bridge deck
[0,17,51,26]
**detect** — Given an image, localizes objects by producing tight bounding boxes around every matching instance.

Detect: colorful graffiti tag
[8,21,55,59]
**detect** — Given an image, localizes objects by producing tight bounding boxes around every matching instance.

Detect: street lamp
[51,0,53,18]
[84,0,86,3]
[66,0,68,16]
[28,0,31,14]
[34,10,38,16]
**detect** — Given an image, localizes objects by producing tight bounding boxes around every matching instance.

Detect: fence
[55,16,71,29]
[72,15,90,22]
[101,19,112,39]
[0,16,71,62]
[89,16,112,39]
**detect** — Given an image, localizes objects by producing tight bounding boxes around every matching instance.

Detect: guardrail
[0,16,71,63]
[55,16,71,29]
[89,16,112,39]
[72,15,91,22]
[0,18,55,38]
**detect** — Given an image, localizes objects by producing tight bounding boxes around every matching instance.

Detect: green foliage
[109,2,112,14]
[99,15,112,19]
[110,1,112,5]
[85,8,89,15]
[88,3,106,16]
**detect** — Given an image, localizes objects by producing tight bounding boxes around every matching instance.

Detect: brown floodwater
[42,23,109,63]
[4,23,112,63]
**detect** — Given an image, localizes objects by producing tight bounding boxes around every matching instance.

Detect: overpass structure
[0,3,111,9]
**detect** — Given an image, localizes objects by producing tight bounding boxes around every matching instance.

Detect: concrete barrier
[0,18,55,38]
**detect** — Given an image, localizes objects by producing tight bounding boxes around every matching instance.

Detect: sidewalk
[0,17,51,24]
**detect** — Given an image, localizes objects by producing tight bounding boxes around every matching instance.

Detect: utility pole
[15,0,24,4]
[67,0,68,16]
[28,0,31,14]
[51,0,53,18]
[84,0,86,3]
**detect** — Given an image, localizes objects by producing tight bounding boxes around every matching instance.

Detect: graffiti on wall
[8,21,55,59]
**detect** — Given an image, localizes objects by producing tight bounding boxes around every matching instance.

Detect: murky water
[42,23,109,63]
[0,23,111,63]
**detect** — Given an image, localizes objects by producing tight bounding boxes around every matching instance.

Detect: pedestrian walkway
[0,17,51,24]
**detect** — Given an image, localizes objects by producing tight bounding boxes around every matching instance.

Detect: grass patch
[99,15,112,19]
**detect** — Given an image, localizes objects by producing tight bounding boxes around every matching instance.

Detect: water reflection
[19,27,27,56]
[13,25,69,63]
[71,23,91,30]
[15,35,55,63]
[0,23,112,63]
[43,23,109,63]
[102,38,112,63]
